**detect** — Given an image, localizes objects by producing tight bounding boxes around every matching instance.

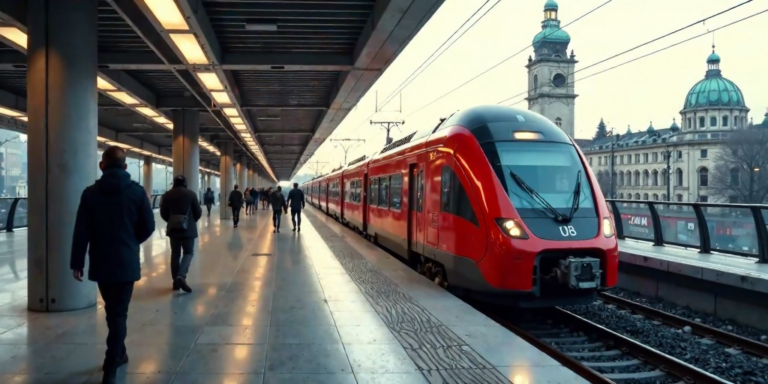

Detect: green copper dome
[646,121,655,134]
[544,0,559,10]
[683,50,745,110]
[533,0,570,50]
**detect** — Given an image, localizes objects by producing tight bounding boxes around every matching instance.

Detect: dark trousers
[98,282,134,369]
[205,203,212,215]
[272,209,282,228]
[170,237,195,279]
[291,208,302,228]
[232,207,241,225]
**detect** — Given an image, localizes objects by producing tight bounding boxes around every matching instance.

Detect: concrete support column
[27,0,99,312]
[172,110,200,195]
[237,156,247,189]
[142,155,153,197]
[220,142,234,219]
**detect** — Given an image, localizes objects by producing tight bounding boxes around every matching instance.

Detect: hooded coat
[70,168,156,283]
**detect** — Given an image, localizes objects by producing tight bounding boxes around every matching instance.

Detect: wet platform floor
[0,206,586,384]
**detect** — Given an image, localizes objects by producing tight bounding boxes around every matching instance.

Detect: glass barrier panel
[704,206,757,255]
[616,202,654,241]
[0,199,13,230]
[13,199,28,229]
[655,203,700,247]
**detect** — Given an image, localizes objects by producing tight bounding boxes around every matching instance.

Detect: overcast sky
[292,0,768,179]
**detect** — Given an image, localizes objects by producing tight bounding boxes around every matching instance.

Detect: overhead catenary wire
[506,8,768,107]
[496,0,755,105]
[377,0,502,111]
[404,0,616,118]
[347,0,502,134]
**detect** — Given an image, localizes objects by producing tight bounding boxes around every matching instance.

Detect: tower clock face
[552,73,567,88]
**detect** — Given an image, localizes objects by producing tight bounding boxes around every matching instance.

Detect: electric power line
[346,0,503,134]
[506,8,768,106]
[378,0,501,111]
[496,0,755,105]
[404,0,616,118]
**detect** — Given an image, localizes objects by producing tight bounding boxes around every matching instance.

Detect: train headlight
[602,217,614,238]
[495,219,529,239]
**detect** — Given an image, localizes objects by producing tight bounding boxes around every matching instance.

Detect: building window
[729,168,740,187]
[676,150,682,160]
[661,168,668,186]
[652,193,659,200]
[652,170,659,186]
[626,155,631,164]
[722,115,729,127]
[676,194,683,202]
[643,153,648,163]
[598,157,602,165]
[687,117,692,129]
[619,193,624,199]
[652,152,658,162]
[634,193,641,200]
[643,193,649,200]
[699,168,708,187]
[555,117,562,127]
[633,171,640,186]
[709,116,717,127]
[619,156,624,165]
[699,196,708,203]
[699,116,705,128]
[661,193,667,201]
[700,149,707,158]
[533,74,539,91]
[643,170,650,186]
[619,172,625,186]
[676,168,684,186]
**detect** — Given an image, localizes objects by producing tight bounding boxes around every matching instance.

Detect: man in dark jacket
[286,183,306,232]
[70,146,156,384]
[160,175,203,293]
[228,185,244,227]
[203,187,215,217]
[269,186,287,233]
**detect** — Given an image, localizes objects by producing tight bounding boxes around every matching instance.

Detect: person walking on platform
[160,175,203,293]
[269,186,287,233]
[249,187,259,214]
[244,187,253,215]
[228,184,244,228]
[203,187,215,217]
[70,146,156,384]
[286,182,305,232]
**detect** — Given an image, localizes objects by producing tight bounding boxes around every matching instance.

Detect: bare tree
[709,127,768,204]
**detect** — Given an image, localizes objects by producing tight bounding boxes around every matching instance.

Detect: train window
[390,173,402,210]
[379,176,390,208]
[440,166,479,226]
[355,179,362,203]
[344,181,350,202]
[370,178,379,206]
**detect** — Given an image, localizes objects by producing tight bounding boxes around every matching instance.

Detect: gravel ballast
[564,300,768,384]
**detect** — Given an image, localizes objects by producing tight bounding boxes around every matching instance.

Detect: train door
[362,172,369,233]
[425,153,445,249]
[408,163,425,254]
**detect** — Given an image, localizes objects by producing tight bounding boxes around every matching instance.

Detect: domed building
[580,47,762,204]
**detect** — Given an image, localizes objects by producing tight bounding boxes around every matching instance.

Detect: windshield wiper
[508,167,568,222]
[566,171,582,221]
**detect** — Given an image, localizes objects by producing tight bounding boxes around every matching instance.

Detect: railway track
[485,307,732,384]
[598,292,768,360]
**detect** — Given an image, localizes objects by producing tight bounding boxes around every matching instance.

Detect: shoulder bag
[167,205,191,232]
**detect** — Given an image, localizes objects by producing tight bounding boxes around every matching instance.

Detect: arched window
[619,193,624,199]
[661,168,668,186]
[555,117,562,127]
[709,116,717,127]
[676,194,683,202]
[698,116,705,128]
[626,194,632,200]
[533,74,539,92]
[675,168,684,186]
[651,170,659,186]
[722,115,729,127]
[619,172,625,186]
[698,168,708,187]
[687,117,692,129]
[625,171,632,186]
[661,193,667,201]
[652,193,659,200]
[634,193,641,200]
[729,168,740,186]
[633,171,640,186]
[643,193,649,200]
[642,170,650,186]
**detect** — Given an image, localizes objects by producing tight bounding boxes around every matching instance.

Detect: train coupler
[555,257,602,289]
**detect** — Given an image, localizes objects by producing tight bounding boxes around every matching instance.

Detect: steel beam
[0,50,354,71]
[291,0,444,178]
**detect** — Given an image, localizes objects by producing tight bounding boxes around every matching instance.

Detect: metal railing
[0,194,164,232]
[606,199,768,264]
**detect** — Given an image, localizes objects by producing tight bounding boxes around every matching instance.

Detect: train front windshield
[488,141,596,219]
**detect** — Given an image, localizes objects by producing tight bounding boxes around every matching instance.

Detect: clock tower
[526,0,578,138]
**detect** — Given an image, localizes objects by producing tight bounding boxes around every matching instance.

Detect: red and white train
[302,105,618,307]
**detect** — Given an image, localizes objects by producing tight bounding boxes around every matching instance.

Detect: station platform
[0,207,586,384]
[617,239,768,330]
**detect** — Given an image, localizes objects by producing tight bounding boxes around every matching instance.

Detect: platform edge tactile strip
[306,213,511,383]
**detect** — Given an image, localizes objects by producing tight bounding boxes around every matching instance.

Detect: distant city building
[526,0,577,138]
[580,48,765,203]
